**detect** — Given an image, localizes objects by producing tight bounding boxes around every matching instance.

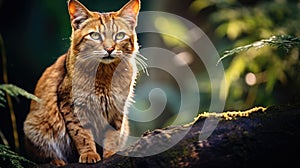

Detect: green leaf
[0,90,6,107]
[0,144,36,167]
[0,84,40,103]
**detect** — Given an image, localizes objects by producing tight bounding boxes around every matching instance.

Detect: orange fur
[23,0,140,166]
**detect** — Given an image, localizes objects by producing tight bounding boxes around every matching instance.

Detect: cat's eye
[115,32,126,41]
[90,32,102,40]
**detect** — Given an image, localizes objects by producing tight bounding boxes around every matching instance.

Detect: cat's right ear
[68,0,92,30]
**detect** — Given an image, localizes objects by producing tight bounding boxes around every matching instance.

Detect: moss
[192,106,266,124]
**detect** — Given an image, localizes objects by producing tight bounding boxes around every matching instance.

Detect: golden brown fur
[23,0,140,166]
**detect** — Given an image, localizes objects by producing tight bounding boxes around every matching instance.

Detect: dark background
[0,0,299,156]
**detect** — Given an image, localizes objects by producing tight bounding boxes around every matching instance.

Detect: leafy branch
[0,84,40,147]
[0,84,40,107]
[0,144,36,168]
[217,35,300,65]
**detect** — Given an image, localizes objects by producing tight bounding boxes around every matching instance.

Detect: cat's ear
[117,0,140,29]
[68,0,92,30]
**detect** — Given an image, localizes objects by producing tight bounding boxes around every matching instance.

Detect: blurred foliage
[153,0,300,114]
[218,35,300,105]
[154,16,190,47]
[189,0,300,109]
[0,144,36,168]
[132,0,300,133]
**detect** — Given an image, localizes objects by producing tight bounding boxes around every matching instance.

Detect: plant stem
[0,130,9,146]
[0,34,19,152]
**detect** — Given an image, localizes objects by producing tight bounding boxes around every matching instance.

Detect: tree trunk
[37,104,300,168]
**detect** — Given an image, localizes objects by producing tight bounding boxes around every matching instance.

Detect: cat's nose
[105,47,115,55]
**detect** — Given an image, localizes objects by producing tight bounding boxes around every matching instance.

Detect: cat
[23,0,141,166]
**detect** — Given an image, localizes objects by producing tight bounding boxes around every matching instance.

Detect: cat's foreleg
[67,120,101,163]
[61,107,101,163]
[103,117,129,158]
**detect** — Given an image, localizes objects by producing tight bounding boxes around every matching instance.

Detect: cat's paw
[50,159,66,166]
[103,150,116,159]
[79,152,101,163]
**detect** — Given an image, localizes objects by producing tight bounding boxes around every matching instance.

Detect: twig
[0,33,19,152]
[217,35,300,65]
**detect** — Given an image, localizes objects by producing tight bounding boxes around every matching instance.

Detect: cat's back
[25,54,67,128]
[34,54,67,101]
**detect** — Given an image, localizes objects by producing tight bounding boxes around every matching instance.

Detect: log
[35,104,300,167]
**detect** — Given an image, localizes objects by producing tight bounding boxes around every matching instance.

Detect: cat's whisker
[135,55,148,68]
[135,52,149,75]
[135,56,149,76]
[120,57,131,70]
[136,53,148,61]
[77,52,105,61]
[136,61,146,74]
[120,55,147,76]
[124,57,147,77]
[93,51,107,55]
[135,58,147,71]
[136,56,148,67]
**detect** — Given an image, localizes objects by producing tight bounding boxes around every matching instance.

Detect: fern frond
[217,35,300,65]
[0,90,5,107]
[0,144,36,168]
[0,84,40,103]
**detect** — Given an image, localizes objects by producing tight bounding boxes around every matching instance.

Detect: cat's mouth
[99,54,120,64]
[102,55,115,60]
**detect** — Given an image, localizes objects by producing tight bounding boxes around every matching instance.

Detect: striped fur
[23,0,140,166]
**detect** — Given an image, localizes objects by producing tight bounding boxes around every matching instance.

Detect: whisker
[119,54,149,76]
[135,52,149,75]
[135,56,148,68]
[121,57,131,69]
[135,59,147,71]
[135,56,149,76]
[74,51,149,76]
[136,61,147,74]
[93,51,106,54]
[78,55,97,61]
[136,52,148,60]
[76,51,106,61]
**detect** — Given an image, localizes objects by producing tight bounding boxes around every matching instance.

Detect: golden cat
[23,0,140,166]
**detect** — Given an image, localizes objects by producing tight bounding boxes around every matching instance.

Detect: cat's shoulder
[34,54,67,96]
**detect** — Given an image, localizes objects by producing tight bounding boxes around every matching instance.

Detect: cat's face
[68,0,140,64]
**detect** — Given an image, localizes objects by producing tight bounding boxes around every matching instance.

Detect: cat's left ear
[68,0,92,30]
[117,0,141,29]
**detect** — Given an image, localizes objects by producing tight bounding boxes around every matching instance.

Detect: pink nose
[105,47,114,54]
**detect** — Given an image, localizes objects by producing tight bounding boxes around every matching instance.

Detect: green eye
[115,32,126,41]
[90,32,102,40]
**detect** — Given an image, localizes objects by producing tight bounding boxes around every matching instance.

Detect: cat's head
[68,0,140,64]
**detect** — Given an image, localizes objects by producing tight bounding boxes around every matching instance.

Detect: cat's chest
[71,60,134,111]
